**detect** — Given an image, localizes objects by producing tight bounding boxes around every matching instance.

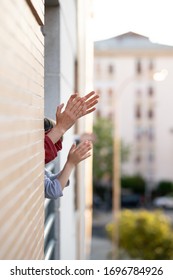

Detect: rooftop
[94,31,173,53]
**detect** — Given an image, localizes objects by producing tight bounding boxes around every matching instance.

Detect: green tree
[157,181,173,195]
[121,175,145,194]
[93,117,114,183]
[93,116,130,183]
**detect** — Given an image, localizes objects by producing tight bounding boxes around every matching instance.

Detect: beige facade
[0,0,94,260]
[94,32,173,190]
[0,0,44,259]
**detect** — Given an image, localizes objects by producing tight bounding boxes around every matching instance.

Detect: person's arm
[81,91,100,116]
[45,171,63,199]
[44,134,62,164]
[44,141,92,199]
[57,140,92,189]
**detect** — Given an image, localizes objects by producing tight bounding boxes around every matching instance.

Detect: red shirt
[45,134,62,164]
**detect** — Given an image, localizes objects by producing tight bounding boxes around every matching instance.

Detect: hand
[64,90,99,119]
[55,96,84,133]
[55,91,99,132]
[67,140,92,166]
[81,91,99,116]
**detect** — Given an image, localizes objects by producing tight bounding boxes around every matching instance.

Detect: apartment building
[0,0,94,260]
[94,32,173,191]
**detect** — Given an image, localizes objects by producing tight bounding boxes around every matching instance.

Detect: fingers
[74,93,99,117]
[56,103,64,118]
[74,103,86,117]
[82,107,96,116]
[76,141,92,156]
[65,93,78,110]
[71,91,99,113]
[79,152,91,161]
[85,95,99,109]
[68,140,92,165]
[84,100,98,115]
[63,90,99,121]
[82,91,96,101]
[68,93,78,102]
[66,96,83,113]
[72,97,85,113]
[82,91,99,115]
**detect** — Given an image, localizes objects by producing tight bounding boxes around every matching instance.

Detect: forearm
[46,126,65,144]
[57,161,75,190]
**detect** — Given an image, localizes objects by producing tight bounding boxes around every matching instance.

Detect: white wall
[155,58,173,182]
[59,0,77,260]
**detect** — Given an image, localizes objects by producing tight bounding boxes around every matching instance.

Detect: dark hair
[44,118,55,132]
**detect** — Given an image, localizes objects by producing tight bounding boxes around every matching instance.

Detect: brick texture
[0,0,45,259]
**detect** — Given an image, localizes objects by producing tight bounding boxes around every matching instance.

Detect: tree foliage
[121,175,145,194]
[93,117,114,182]
[93,117,130,183]
[106,209,173,260]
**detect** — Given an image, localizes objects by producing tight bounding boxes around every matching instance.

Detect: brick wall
[0,0,45,259]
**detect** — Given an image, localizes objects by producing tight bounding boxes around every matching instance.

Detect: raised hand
[67,140,92,166]
[56,91,99,132]
[64,91,99,118]
[56,140,92,190]
[81,91,99,116]
[46,91,99,144]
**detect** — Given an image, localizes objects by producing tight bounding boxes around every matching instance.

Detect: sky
[92,0,173,46]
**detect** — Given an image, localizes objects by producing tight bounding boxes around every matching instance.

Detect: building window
[148,86,154,96]
[108,88,113,104]
[135,155,141,163]
[136,60,142,74]
[148,152,154,162]
[135,105,141,119]
[108,64,114,74]
[135,126,143,140]
[108,88,113,96]
[148,108,154,119]
[108,88,113,100]
[149,60,154,71]
[148,126,154,140]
